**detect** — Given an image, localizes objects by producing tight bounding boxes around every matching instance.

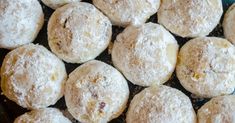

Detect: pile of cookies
[0,0,235,123]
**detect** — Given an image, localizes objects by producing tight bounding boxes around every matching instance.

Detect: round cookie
[112,22,179,86]
[126,85,196,123]
[41,0,81,9]
[0,0,44,49]
[92,0,160,27]
[223,3,235,44]
[65,60,129,123]
[158,0,223,38]
[48,2,112,63]
[1,44,67,109]
[176,37,235,98]
[14,108,71,123]
[198,95,235,123]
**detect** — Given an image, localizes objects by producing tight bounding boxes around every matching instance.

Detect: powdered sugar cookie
[158,0,223,38]
[0,0,44,49]
[112,23,178,86]
[176,37,235,97]
[1,44,67,109]
[126,85,196,123]
[198,95,235,123]
[14,108,71,123]
[48,2,112,63]
[65,60,129,123]
[93,0,160,27]
[223,3,235,44]
[41,0,81,9]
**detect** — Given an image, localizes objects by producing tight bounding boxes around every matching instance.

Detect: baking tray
[0,0,235,122]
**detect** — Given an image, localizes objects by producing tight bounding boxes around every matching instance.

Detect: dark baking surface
[0,0,235,122]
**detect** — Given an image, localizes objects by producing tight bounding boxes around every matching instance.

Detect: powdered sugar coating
[92,0,160,27]
[126,85,196,123]
[112,23,179,86]
[176,37,235,98]
[158,0,223,38]
[198,95,235,123]
[223,3,235,44]
[48,2,112,63]
[1,44,67,109]
[0,0,44,49]
[14,108,71,123]
[65,60,129,123]
[41,0,81,9]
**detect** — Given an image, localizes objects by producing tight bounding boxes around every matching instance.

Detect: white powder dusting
[112,22,179,86]
[176,37,235,98]
[158,0,223,37]
[93,0,160,27]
